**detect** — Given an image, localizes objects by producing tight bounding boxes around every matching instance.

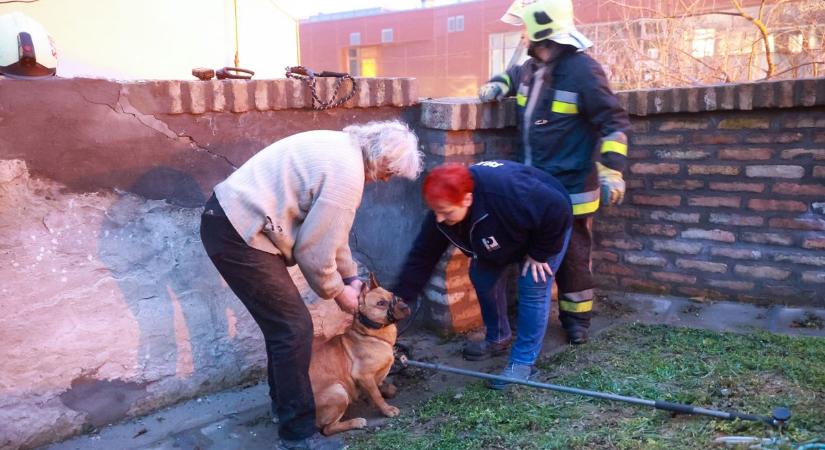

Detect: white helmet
[521,0,593,51]
[0,12,57,79]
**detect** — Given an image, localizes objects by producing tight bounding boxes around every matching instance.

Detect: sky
[277,0,463,19]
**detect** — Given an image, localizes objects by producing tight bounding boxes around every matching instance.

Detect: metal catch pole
[400,357,790,427]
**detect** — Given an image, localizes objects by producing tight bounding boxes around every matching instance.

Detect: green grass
[351,324,825,450]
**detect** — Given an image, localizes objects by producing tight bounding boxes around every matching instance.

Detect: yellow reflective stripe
[559,300,593,313]
[551,101,578,114]
[516,94,527,107]
[601,140,628,156]
[501,73,512,90]
[572,197,600,216]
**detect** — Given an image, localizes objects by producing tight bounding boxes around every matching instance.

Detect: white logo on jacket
[482,236,501,251]
[476,161,503,168]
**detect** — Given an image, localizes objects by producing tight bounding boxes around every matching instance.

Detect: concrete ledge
[419,77,825,130]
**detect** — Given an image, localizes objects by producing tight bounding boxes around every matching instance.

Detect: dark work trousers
[556,216,595,331]
[199,194,316,441]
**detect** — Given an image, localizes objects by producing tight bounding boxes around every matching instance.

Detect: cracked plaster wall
[0,77,426,449]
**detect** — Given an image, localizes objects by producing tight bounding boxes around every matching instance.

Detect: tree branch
[771,61,825,78]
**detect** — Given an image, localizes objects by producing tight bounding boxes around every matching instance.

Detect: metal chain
[285,65,359,110]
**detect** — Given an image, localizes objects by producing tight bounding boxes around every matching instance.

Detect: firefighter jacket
[393,160,572,303]
[490,50,630,216]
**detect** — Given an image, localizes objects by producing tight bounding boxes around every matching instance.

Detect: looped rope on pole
[285,65,359,110]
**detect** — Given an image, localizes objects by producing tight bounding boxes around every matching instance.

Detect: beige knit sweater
[214,130,363,299]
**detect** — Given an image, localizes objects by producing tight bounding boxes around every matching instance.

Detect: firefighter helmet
[521,0,593,50]
[0,12,57,79]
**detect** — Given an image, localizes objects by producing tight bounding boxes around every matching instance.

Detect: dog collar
[356,295,402,330]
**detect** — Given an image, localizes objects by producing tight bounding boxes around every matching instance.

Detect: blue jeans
[469,228,571,365]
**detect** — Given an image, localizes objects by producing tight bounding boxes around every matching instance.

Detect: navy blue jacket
[490,50,630,216]
[393,160,572,302]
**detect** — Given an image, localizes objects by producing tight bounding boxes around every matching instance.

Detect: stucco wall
[0,76,422,450]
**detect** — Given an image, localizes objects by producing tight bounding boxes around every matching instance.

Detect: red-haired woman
[394,160,572,389]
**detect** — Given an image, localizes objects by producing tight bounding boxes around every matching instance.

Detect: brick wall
[417,78,825,324]
[600,108,825,305]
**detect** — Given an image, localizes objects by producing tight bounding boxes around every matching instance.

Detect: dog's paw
[380,383,397,399]
[352,417,368,429]
[381,405,400,417]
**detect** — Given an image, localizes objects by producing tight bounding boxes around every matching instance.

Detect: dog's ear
[368,272,380,290]
[359,280,369,299]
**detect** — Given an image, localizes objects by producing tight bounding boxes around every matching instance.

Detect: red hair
[422,163,474,205]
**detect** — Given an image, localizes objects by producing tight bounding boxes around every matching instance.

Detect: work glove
[478,82,508,102]
[596,162,625,206]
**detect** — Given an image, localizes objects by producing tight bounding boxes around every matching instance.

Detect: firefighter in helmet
[0,12,57,79]
[479,0,630,345]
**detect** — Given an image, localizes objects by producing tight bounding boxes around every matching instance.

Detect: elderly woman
[200,120,422,450]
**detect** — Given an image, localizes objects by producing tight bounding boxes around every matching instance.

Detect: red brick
[816,166,825,178]
[816,132,825,144]
[742,233,793,246]
[710,247,762,260]
[599,239,643,250]
[734,265,791,280]
[596,263,635,276]
[676,287,727,300]
[659,119,710,131]
[709,213,764,227]
[688,165,740,176]
[631,223,680,237]
[625,253,668,267]
[719,148,773,160]
[651,240,703,254]
[592,250,620,262]
[594,221,626,233]
[772,183,825,196]
[707,279,755,290]
[600,208,641,219]
[768,218,825,231]
[688,196,741,208]
[773,253,825,267]
[803,238,825,250]
[628,149,652,160]
[747,199,808,212]
[652,180,705,190]
[626,179,645,189]
[631,121,650,133]
[784,116,825,128]
[802,272,825,283]
[676,259,728,273]
[681,228,736,243]
[718,118,770,129]
[632,134,683,145]
[632,194,682,207]
[654,149,710,160]
[621,278,669,294]
[651,271,697,284]
[630,163,681,175]
[781,149,825,160]
[744,132,803,144]
[692,134,738,145]
[649,211,701,223]
[745,165,805,179]
[708,182,765,193]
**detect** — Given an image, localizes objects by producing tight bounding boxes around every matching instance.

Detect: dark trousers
[556,216,595,331]
[199,194,316,440]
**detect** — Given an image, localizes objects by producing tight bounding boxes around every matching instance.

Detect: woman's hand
[334,285,359,314]
[521,255,553,283]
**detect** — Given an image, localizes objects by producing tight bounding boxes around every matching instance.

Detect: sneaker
[276,432,345,450]
[566,327,589,345]
[488,363,538,390]
[462,339,511,361]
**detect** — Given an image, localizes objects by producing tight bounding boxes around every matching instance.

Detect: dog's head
[357,273,411,329]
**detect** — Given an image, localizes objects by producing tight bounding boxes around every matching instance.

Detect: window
[381,28,393,43]
[488,31,524,76]
[447,15,464,33]
[348,48,360,76]
[349,32,361,46]
[346,47,377,78]
[691,28,715,58]
[788,32,803,53]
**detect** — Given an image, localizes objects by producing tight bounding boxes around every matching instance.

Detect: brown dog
[309,274,411,435]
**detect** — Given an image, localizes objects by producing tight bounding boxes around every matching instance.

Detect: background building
[0,0,299,80]
[299,0,825,96]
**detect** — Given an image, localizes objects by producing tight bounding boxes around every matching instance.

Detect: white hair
[344,120,423,180]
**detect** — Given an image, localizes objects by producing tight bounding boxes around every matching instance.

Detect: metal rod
[402,359,777,425]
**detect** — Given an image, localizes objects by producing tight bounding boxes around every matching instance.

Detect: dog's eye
[377,300,388,307]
